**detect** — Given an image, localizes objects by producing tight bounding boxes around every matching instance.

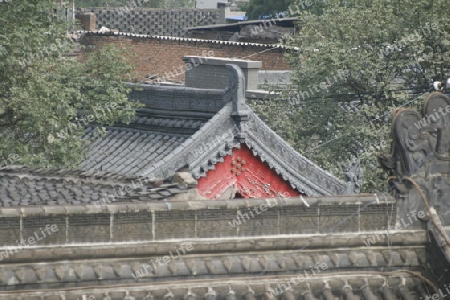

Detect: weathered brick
[80,35,289,82]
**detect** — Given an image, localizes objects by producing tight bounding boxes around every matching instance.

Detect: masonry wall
[80,34,290,82]
[0,195,397,247]
[77,8,219,37]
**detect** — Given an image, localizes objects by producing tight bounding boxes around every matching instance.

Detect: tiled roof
[0,165,190,207]
[244,111,347,195]
[79,65,348,196]
[81,129,186,175]
[80,85,219,175]
[80,115,205,175]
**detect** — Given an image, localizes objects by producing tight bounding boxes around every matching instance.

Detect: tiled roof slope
[80,115,204,175]
[0,165,191,207]
[80,85,225,176]
[80,65,348,196]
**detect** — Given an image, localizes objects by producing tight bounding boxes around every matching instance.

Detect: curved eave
[137,103,236,179]
[243,111,347,196]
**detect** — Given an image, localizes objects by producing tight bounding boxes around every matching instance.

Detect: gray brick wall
[77,8,219,37]
[183,56,262,90]
[185,64,230,89]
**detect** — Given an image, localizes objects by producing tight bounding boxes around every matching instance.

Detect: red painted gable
[197,144,301,199]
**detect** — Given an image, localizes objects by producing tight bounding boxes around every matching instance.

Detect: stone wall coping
[183,56,262,68]
[125,82,224,94]
[0,230,426,263]
[0,194,393,217]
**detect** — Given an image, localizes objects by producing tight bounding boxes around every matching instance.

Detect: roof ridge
[0,165,145,183]
[79,30,298,50]
[137,103,236,178]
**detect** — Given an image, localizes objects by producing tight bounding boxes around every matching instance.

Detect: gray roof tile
[80,107,210,176]
[0,166,191,207]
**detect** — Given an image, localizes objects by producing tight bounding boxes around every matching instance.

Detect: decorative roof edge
[136,64,346,196]
[126,82,227,113]
[138,102,238,179]
[0,193,391,217]
[138,65,248,179]
[244,111,348,196]
[3,272,426,299]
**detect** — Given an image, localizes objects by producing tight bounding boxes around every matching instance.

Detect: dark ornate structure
[378,92,450,288]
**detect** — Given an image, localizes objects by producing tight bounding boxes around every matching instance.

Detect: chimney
[217,2,231,24]
[75,12,97,31]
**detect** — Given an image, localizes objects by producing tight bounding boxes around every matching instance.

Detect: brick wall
[80,34,291,82]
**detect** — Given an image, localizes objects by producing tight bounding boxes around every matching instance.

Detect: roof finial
[226,64,248,116]
[226,64,249,142]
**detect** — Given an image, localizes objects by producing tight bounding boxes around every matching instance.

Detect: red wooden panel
[197,144,301,199]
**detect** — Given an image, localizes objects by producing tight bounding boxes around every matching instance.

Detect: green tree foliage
[0,0,137,167]
[243,0,294,19]
[164,0,195,8]
[250,0,450,192]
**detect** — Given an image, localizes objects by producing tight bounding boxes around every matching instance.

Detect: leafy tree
[0,0,137,167]
[164,0,195,9]
[250,0,450,192]
[243,0,294,19]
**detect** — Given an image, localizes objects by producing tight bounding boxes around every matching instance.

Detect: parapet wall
[0,194,400,249]
[184,56,262,90]
[0,194,429,298]
[77,8,219,37]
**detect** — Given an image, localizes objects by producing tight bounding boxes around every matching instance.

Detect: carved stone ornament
[345,158,363,194]
[378,92,450,224]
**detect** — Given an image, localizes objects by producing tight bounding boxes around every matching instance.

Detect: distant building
[79,31,292,83]
[196,0,222,8]
[196,0,249,9]
[186,17,299,42]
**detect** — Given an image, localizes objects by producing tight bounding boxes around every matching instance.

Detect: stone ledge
[0,231,427,263]
[0,272,426,299]
[183,56,262,69]
[0,194,394,216]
